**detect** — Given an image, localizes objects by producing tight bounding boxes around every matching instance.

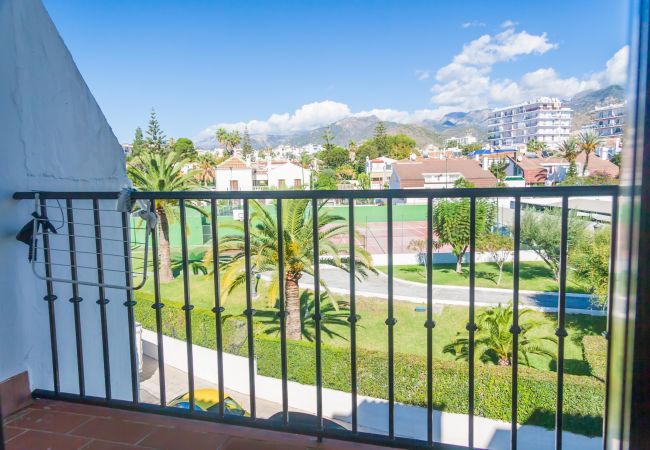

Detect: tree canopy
[433,198,495,272]
[520,208,588,281]
[172,137,197,161]
[318,145,350,169]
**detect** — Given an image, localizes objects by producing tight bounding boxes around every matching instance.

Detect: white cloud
[195,35,629,143]
[501,20,518,28]
[428,25,628,112]
[462,20,486,29]
[415,69,431,80]
[196,100,351,141]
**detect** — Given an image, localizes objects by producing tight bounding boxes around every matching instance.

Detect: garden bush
[582,335,607,381]
[135,291,605,436]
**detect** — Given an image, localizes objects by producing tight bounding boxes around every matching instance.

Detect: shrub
[134,292,605,436]
[582,335,608,381]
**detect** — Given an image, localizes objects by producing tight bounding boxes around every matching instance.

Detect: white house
[215,156,253,191]
[266,161,311,189]
[365,156,396,189]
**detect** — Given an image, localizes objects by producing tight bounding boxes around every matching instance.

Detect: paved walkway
[294,266,600,313]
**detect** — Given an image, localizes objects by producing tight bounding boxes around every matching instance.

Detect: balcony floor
[3,399,390,450]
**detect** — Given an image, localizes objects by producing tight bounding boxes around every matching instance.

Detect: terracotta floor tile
[5,430,89,450]
[8,408,92,433]
[70,417,156,444]
[3,426,27,442]
[82,440,152,450]
[222,438,308,450]
[139,427,229,450]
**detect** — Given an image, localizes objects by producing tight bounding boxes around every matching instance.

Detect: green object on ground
[378,262,587,293]
[134,290,606,437]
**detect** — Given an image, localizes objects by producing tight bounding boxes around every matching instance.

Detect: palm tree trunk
[583,152,591,176]
[157,209,174,282]
[285,273,302,340]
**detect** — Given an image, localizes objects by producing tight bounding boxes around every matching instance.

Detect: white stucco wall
[267,162,310,189]
[215,168,253,191]
[0,0,133,400]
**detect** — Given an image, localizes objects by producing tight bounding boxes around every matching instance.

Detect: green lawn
[377,261,587,293]
[325,203,427,224]
[139,268,604,375]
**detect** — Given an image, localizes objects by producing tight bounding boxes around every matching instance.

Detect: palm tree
[299,153,314,187]
[559,137,580,180]
[579,131,602,176]
[195,153,217,187]
[443,303,556,366]
[205,199,375,340]
[257,290,351,341]
[127,150,201,282]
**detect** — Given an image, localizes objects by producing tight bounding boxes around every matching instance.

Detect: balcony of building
[2,0,650,450]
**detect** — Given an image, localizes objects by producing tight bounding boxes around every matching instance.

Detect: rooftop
[392,158,498,188]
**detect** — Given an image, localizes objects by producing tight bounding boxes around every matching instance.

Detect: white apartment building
[487,97,572,149]
[444,134,477,147]
[590,102,625,138]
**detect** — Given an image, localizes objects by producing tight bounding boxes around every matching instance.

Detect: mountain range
[195,85,625,150]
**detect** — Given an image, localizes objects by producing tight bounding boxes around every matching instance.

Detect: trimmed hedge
[583,335,607,381]
[134,292,605,436]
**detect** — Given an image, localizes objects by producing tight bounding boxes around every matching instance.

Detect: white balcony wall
[0,0,133,400]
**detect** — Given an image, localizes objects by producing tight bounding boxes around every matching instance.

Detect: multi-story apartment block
[444,134,477,147]
[487,97,572,149]
[590,102,625,138]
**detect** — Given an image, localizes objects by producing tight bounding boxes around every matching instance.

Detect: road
[295,266,599,312]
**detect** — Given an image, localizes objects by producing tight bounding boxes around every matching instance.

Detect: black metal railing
[12,185,619,450]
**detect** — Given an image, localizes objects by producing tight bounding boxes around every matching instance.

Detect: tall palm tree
[127,150,201,282]
[443,303,556,366]
[205,199,375,340]
[579,131,602,176]
[195,153,217,187]
[558,137,580,179]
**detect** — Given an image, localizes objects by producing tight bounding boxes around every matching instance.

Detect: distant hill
[195,85,626,149]
[566,85,625,130]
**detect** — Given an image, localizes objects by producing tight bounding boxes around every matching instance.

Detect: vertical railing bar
[603,194,619,448]
[179,200,195,411]
[511,196,522,450]
[312,198,324,435]
[468,196,477,448]
[150,200,166,406]
[555,195,570,450]
[426,196,434,447]
[93,199,111,400]
[66,199,85,396]
[243,199,257,419]
[276,199,289,425]
[348,199,359,433]
[40,198,60,394]
[121,211,139,404]
[387,198,395,439]
[210,200,226,417]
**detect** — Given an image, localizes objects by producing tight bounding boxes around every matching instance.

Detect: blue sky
[43,0,630,144]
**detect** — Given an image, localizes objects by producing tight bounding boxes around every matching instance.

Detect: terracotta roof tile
[392,159,497,188]
[217,156,249,169]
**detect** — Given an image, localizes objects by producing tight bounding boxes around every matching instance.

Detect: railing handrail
[13,184,619,201]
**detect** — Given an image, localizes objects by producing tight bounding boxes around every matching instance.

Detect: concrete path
[295,266,602,313]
